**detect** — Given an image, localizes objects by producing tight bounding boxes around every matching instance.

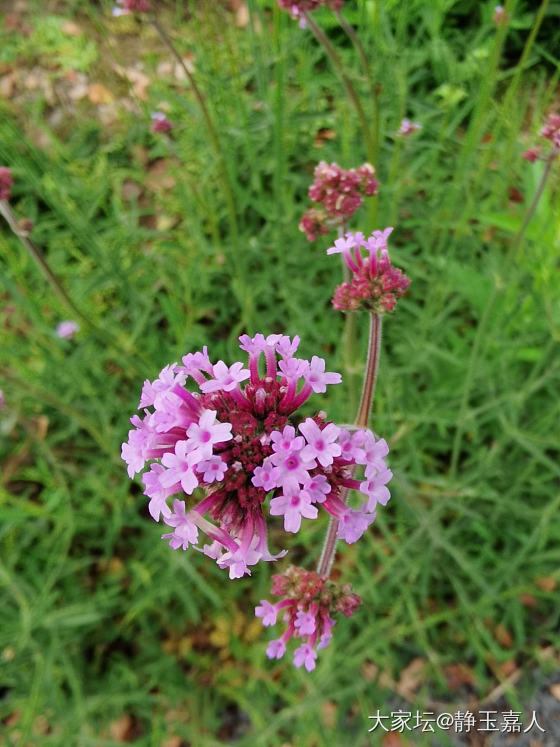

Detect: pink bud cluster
[150,111,174,134]
[0,167,13,201]
[328,229,410,313]
[277,0,344,24]
[112,0,150,16]
[121,334,392,578]
[523,113,560,162]
[256,565,361,671]
[299,162,379,241]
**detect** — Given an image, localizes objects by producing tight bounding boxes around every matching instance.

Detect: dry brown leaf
[161,739,182,747]
[61,21,82,36]
[549,683,560,701]
[122,181,143,202]
[361,661,379,682]
[109,713,135,742]
[313,128,337,148]
[0,71,18,99]
[321,701,338,729]
[87,83,113,104]
[535,576,557,592]
[382,733,406,747]
[519,593,537,608]
[493,623,513,648]
[396,657,426,698]
[444,662,476,691]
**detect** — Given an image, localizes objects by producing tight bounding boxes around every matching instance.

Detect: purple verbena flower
[299,161,379,241]
[329,229,410,313]
[256,566,361,670]
[56,321,79,339]
[0,167,13,201]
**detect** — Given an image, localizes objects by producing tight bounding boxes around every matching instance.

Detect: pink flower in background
[256,565,361,670]
[397,118,422,136]
[56,321,79,339]
[122,334,392,578]
[328,229,410,313]
[299,162,379,241]
[522,146,542,163]
[523,113,560,164]
[540,113,560,149]
[150,111,174,133]
[277,0,344,23]
[112,0,150,15]
[492,6,510,26]
[0,167,13,201]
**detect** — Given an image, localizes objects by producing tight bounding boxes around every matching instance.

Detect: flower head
[277,1,344,24]
[56,320,79,339]
[256,565,361,670]
[328,229,410,313]
[150,111,173,134]
[299,161,379,241]
[539,112,560,150]
[0,167,13,201]
[396,118,422,136]
[492,5,510,26]
[122,335,391,577]
[112,0,150,15]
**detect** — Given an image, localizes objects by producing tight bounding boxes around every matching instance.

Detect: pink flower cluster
[256,565,361,671]
[328,229,410,313]
[121,334,392,578]
[150,111,174,134]
[299,161,379,241]
[0,167,13,201]
[540,113,560,149]
[397,118,422,136]
[523,113,560,162]
[112,0,150,16]
[56,320,79,340]
[492,6,510,26]
[277,0,344,24]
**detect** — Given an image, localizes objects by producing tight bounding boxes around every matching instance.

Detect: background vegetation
[1,0,559,744]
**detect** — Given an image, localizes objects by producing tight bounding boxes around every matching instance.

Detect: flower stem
[303,12,375,165]
[0,199,144,369]
[150,16,251,325]
[317,312,382,577]
[335,10,379,165]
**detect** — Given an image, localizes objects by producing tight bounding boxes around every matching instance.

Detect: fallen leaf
[87,83,114,104]
[549,683,560,701]
[61,21,82,36]
[535,576,557,592]
[519,593,537,607]
[396,658,426,699]
[382,733,406,747]
[313,128,337,148]
[444,663,476,691]
[493,623,513,648]
[361,661,379,682]
[321,701,337,729]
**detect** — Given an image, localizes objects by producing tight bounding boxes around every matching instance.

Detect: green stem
[335,9,379,164]
[317,312,382,577]
[303,11,375,164]
[449,150,557,477]
[0,199,141,369]
[150,17,250,324]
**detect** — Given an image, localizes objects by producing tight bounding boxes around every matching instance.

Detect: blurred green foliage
[0,0,559,744]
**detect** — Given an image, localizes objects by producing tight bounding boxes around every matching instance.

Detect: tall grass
[1,0,559,744]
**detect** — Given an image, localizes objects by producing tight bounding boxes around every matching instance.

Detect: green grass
[1,0,559,744]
